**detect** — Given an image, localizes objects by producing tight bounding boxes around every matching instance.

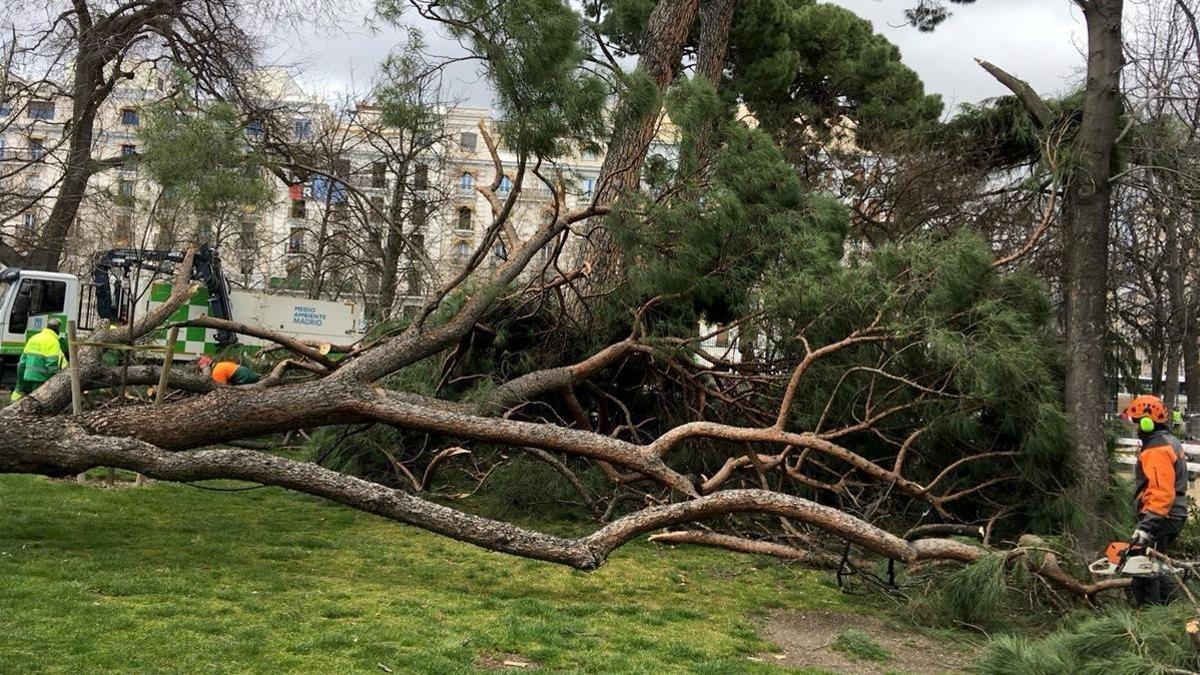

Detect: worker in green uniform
[11,318,67,402]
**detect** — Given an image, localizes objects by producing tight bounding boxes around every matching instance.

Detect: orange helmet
[1123,395,1168,424]
[211,361,239,385]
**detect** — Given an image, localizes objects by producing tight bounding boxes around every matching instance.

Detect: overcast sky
[266,0,1090,119]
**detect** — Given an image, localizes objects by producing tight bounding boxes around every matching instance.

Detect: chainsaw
[1089,541,1181,577]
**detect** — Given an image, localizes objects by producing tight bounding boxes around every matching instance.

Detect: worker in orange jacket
[1122,394,1189,606]
[197,356,260,386]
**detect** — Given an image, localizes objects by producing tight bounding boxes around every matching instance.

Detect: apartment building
[1,67,681,317]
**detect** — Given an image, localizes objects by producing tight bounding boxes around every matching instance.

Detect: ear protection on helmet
[1141,417,1155,433]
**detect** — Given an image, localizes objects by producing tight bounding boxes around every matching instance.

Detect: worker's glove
[1131,528,1155,546]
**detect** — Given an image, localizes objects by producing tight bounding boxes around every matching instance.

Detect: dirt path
[755,609,977,674]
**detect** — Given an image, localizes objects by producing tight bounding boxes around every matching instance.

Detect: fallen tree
[0,0,1117,610]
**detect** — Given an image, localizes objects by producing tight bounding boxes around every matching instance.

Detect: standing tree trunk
[1064,0,1124,554]
[27,50,104,271]
[1164,206,1186,411]
[575,0,701,294]
[1151,345,1164,396]
[693,0,738,172]
[1165,346,1181,409]
[696,0,737,87]
[379,158,411,318]
[1184,294,1200,438]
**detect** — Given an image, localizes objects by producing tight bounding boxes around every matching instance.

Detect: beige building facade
[1,68,681,318]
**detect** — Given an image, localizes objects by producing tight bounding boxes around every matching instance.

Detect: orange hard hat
[1123,395,1169,424]
[211,361,239,385]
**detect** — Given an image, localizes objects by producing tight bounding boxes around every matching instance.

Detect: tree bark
[1151,346,1163,395]
[1064,0,1124,554]
[575,0,701,292]
[973,59,1054,127]
[1165,347,1181,409]
[1165,208,1185,410]
[692,0,738,172]
[1185,289,1200,438]
[379,157,411,317]
[27,58,102,270]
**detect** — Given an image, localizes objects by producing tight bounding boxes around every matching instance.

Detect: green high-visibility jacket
[17,328,66,387]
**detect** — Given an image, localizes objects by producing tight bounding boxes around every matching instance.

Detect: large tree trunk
[379,159,411,318]
[1165,346,1181,409]
[1184,309,1200,437]
[1151,345,1164,396]
[692,0,738,172]
[1064,0,1124,554]
[574,0,700,293]
[26,55,103,271]
[696,0,737,86]
[1165,208,1185,410]
[0,417,1132,598]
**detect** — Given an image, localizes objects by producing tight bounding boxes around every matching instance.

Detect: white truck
[0,247,364,380]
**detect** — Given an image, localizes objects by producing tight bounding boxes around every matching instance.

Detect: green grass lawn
[0,475,862,674]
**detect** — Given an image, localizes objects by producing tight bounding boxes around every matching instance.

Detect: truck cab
[0,268,80,384]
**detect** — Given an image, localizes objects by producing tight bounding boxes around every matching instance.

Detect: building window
[493,240,508,261]
[456,207,472,230]
[21,212,35,236]
[0,137,5,160]
[115,212,133,243]
[293,119,312,140]
[246,119,264,139]
[117,179,134,197]
[412,199,427,229]
[460,132,477,151]
[369,196,385,223]
[287,227,305,253]
[333,157,351,178]
[290,199,306,219]
[713,327,732,349]
[459,172,475,194]
[29,138,44,159]
[0,105,11,117]
[371,162,386,188]
[239,220,256,249]
[121,144,136,157]
[413,164,428,189]
[498,175,512,195]
[405,267,422,295]
[156,77,166,92]
[453,240,471,262]
[409,233,425,254]
[120,109,139,126]
[582,177,595,197]
[27,102,54,120]
[582,148,598,161]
